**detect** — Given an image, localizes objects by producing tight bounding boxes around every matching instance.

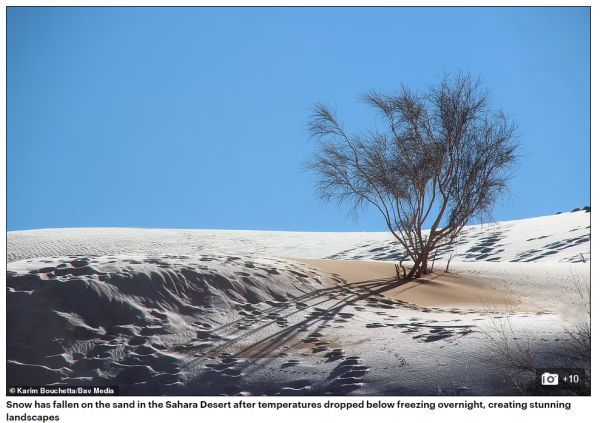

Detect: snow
[6,211,590,395]
[8,211,590,264]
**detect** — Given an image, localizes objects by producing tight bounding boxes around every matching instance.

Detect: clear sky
[7,7,590,232]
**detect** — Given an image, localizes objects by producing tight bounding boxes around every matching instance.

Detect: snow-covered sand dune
[7,210,590,263]
[6,211,590,395]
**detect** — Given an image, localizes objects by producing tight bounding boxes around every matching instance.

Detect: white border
[1,2,594,423]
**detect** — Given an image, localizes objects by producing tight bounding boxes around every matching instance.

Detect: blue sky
[7,7,590,231]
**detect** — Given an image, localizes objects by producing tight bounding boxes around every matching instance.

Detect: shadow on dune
[182,274,431,394]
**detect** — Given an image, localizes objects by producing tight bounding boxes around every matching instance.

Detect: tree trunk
[417,257,429,277]
[408,250,430,279]
[406,255,421,279]
[422,250,431,276]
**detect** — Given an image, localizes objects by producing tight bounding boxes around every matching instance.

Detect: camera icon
[541,372,559,386]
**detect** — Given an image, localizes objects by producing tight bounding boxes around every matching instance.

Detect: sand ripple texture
[7,211,590,264]
[6,211,590,395]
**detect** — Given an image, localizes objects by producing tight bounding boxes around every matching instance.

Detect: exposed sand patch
[293,258,527,309]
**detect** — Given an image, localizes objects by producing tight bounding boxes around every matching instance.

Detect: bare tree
[307,73,518,278]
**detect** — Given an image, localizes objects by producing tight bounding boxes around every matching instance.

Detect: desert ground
[6,211,590,395]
